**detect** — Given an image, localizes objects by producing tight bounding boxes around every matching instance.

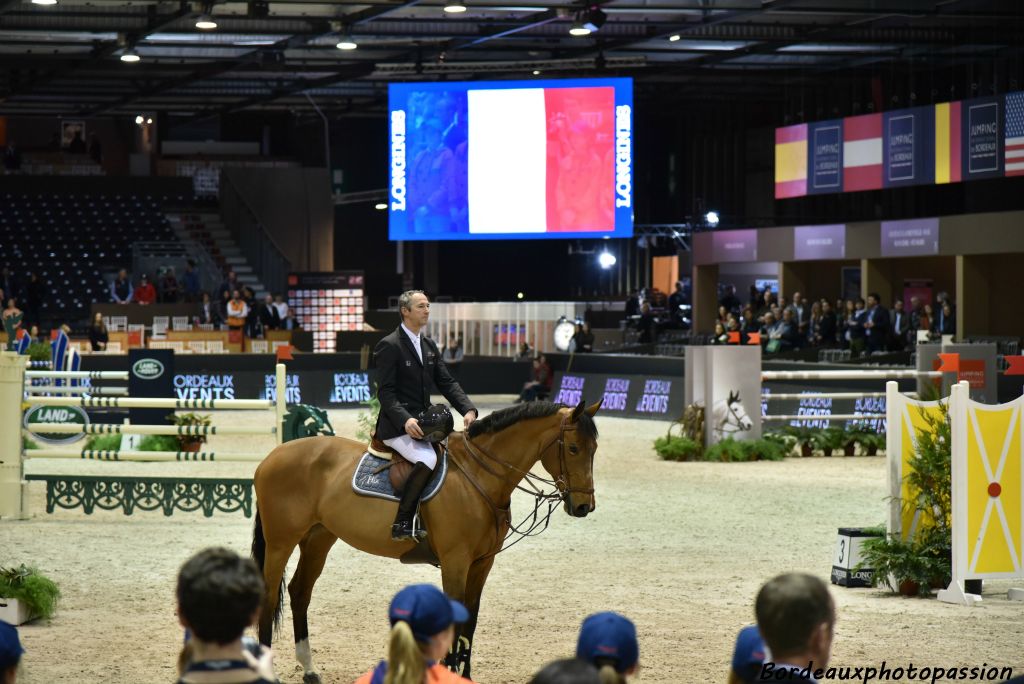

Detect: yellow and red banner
[774,124,807,199]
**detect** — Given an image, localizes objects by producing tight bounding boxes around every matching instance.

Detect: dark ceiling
[0,0,1022,117]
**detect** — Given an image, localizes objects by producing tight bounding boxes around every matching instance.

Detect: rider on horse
[374,290,478,542]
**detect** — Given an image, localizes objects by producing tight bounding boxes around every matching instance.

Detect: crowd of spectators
[711,285,957,357]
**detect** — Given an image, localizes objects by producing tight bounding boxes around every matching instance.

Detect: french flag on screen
[468,87,616,233]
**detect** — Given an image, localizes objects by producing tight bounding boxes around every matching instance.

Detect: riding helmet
[416,404,454,442]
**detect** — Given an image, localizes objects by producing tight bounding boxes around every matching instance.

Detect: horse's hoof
[303,672,322,684]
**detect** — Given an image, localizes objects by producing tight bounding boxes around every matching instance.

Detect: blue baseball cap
[388,584,469,644]
[576,612,638,673]
[0,621,24,670]
[731,625,767,684]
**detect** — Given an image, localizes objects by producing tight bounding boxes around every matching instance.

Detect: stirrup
[391,514,428,542]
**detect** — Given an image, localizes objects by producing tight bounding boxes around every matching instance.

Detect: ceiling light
[532,70,541,75]
[443,2,467,13]
[598,251,617,269]
[374,203,387,210]
[146,118,153,124]
[31,0,58,5]
[336,35,357,50]
[195,14,217,29]
[120,49,141,63]
[569,20,591,37]
[705,210,720,227]
[135,115,144,125]
[669,34,681,42]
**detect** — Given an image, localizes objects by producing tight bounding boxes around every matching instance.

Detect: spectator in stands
[87,133,103,165]
[574,322,595,353]
[182,261,200,303]
[198,292,221,327]
[271,294,288,322]
[754,573,835,681]
[242,287,260,338]
[67,130,87,154]
[921,303,934,336]
[712,322,729,345]
[216,270,239,302]
[760,311,776,337]
[624,289,641,320]
[806,301,822,346]
[219,289,232,324]
[863,293,890,354]
[28,324,43,345]
[815,301,837,347]
[530,659,599,684]
[776,295,787,314]
[768,308,800,353]
[257,294,280,334]
[133,273,157,306]
[728,624,767,684]
[89,312,108,352]
[936,302,956,336]
[281,310,301,331]
[516,341,534,361]
[22,273,44,328]
[2,141,22,173]
[518,354,553,403]
[748,285,760,308]
[720,285,741,315]
[756,290,775,321]
[226,290,248,331]
[787,292,808,342]
[442,334,464,375]
[636,302,656,344]
[741,306,759,335]
[575,612,640,684]
[717,306,729,325]
[175,547,276,684]
[2,297,22,331]
[846,299,867,358]
[110,269,133,305]
[908,296,924,343]
[159,267,180,304]
[668,281,687,327]
[889,299,908,351]
[0,619,24,683]
[0,268,18,301]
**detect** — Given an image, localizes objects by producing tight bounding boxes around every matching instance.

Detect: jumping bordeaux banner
[775,90,1023,198]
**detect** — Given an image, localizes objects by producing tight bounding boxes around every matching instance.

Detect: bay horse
[251,399,602,683]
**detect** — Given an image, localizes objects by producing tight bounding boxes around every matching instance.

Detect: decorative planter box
[831,527,884,588]
[0,597,32,625]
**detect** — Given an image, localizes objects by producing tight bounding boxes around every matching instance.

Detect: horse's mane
[467,401,598,441]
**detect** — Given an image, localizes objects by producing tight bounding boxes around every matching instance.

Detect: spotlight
[669,34,681,42]
[598,251,617,269]
[336,35,357,50]
[120,48,141,63]
[146,118,153,124]
[532,70,541,75]
[443,1,467,12]
[374,203,387,210]
[31,0,58,5]
[135,115,144,125]
[705,210,720,227]
[195,13,217,29]
[569,19,591,37]
[516,292,524,300]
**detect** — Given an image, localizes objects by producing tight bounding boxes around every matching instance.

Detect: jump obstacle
[0,351,289,519]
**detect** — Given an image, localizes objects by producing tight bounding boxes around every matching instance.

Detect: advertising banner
[808,119,843,194]
[880,218,940,257]
[793,224,845,260]
[963,96,1003,180]
[551,372,684,421]
[710,229,758,263]
[884,106,935,188]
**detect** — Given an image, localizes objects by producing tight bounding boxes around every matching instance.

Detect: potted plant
[653,434,703,461]
[170,412,212,452]
[742,438,787,461]
[811,427,845,457]
[703,438,748,462]
[0,564,60,624]
[781,425,816,458]
[763,430,797,457]
[853,430,885,456]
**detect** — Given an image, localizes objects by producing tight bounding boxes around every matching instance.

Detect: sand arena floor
[3,397,1022,683]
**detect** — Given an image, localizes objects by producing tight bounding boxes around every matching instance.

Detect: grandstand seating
[0,192,178,323]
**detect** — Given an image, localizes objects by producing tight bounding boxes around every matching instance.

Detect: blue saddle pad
[351,451,447,503]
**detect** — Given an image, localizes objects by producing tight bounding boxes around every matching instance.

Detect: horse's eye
[568,444,579,454]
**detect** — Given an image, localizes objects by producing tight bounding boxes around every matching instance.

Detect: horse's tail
[251,509,285,633]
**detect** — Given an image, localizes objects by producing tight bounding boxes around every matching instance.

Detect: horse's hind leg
[288,524,338,684]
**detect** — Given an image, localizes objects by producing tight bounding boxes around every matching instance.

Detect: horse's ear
[584,398,603,417]
[570,399,586,423]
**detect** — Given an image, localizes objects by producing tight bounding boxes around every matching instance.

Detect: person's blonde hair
[384,621,426,684]
[597,662,627,684]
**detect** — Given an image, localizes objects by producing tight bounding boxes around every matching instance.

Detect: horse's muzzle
[564,499,594,518]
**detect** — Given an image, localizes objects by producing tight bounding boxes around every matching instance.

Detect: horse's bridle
[716,400,752,436]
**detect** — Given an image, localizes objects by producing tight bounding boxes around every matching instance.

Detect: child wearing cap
[0,620,24,684]
[728,624,768,684]
[575,612,639,684]
[353,584,472,684]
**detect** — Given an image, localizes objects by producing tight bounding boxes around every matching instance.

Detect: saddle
[369,435,445,494]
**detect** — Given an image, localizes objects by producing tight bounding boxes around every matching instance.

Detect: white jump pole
[762,414,886,422]
[25,424,278,437]
[762,370,942,381]
[25,370,129,380]
[0,351,28,519]
[24,450,266,463]
[23,396,275,410]
[275,362,286,445]
[764,392,891,400]
[24,386,129,396]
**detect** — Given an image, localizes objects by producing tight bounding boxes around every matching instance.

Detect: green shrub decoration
[355,386,381,443]
[26,341,52,362]
[139,435,181,452]
[703,438,749,462]
[653,435,703,461]
[0,564,61,620]
[170,413,212,450]
[84,434,122,451]
[22,435,40,450]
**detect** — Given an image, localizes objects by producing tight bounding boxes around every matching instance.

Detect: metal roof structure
[0,0,1021,116]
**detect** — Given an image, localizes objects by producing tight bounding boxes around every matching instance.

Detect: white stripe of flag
[843,138,882,168]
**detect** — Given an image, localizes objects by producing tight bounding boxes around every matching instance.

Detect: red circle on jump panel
[988,482,1002,498]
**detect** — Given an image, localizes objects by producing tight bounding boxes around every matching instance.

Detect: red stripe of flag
[949,101,962,183]
[844,113,881,141]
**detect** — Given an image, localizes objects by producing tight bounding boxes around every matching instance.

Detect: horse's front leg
[443,554,496,680]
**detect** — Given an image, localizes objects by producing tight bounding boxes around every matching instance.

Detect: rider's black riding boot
[392,462,433,542]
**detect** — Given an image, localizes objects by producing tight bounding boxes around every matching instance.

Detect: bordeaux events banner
[388,78,633,240]
[550,372,685,421]
[775,91,1022,198]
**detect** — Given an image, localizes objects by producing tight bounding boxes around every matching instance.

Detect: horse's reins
[450,415,594,556]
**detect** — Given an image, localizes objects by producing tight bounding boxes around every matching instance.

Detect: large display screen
[389,78,633,240]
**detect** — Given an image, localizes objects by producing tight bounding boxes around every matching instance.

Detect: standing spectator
[110,269,133,304]
[636,303,656,344]
[907,296,924,344]
[133,274,157,305]
[846,299,867,358]
[575,612,640,684]
[755,573,835,682]
[668,281,686,327]
[863,293,890,354]
[197,292,221,327]
[806,301,822,346]
[242,287,259,338]
[89,312,108,351]
[23,273,45,328]
[889,299,908,351]
[281,310,301,331]
[768,309,800,353]
[87,133,103,165]
[226,290,248,331]
[756,290,775,321]
[67,130,86,154]
[921,304,934,336]
[574,322,595,353]
[257,294,280,334]
[216,270,239,302]
[787,292,809,343]
[2,298,23,338]
[271,294,288,322]
[175,548,276,684]
[0,620,24,684]
[181,261,201,303]
[624,289,641,320]
[516,341,534,361]
[159,267,180,304]
[442,333,464,369]
[748,285,760,308]
[936,302,956,337]
[219,289,232,324]
[720,285,741,315]
[2,141,22,173]
[741,306,760,335]
[817,301,837,346]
